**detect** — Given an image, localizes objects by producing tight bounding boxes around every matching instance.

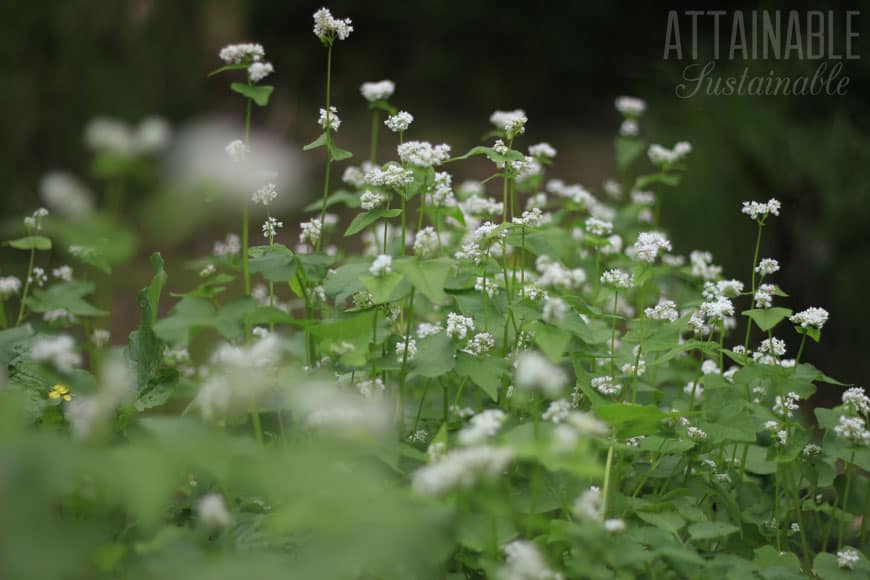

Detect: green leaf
[360,272,405,304]
[345,209,402,236]
[813,551,870,579]
[248,244,297,282]
[153,297,215,346]
[795,324,821,343]
[207,63,248,77]
[412,333,456,378]
[3,236,52,250]
[26,281,107,316]
[303,132,328,151]
[295,253,333,283]
[742,307,793,332]
[328,140,353,161]
[392,257,453,304]
[230,82,273,106]
[687,522,739,541]
[637,510,685,534]
[128,288,164,389]
[303,190,360,212]
[532,322,571,361]
[323,262,369,302]
[454,353,507,401]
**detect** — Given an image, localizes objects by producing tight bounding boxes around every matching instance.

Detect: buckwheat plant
[0,7,868,580]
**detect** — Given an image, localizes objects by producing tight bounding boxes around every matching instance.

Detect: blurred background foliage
[1,0,869,387]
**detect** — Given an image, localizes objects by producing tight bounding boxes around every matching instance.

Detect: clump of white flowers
[790,307,829,330]
[261,216,283,240]
[299,219,322,247]
[741,198,782,220]
[833,415,870,446]
[514,351,567,397]
[592,376,622,397]
[312,7,353,42]
[446,312,475,340]
[385,111,414,133]
[601,268,633,289]
[395,337,417,361]
[369,254,392,277]
[837,548,861,570]
[630,231,672,262]
[413,226,440,257]
[251,183,278,206]
[463,332,495,357]
[542,296,568,323]
[647,142,691,166]
[755,258,780,276]
[585,217,613,236]
[31,334,82,372]
[458,409,507,445]
[360,79,395,102]
[499,540,564,580]
[411,445,513,495]
[528,142,557,159]
[318,106,342,132]
[489,109,527,139]
[197,494,232,530]
[615,96,646,117]
[360,190,385,210]
[218,43,265,64]
[397,141,451,167]
[645,299,679,322]
[247,61,274,83]
[0,276,22,298]
[225,139,249,162]
[842,387,870,415]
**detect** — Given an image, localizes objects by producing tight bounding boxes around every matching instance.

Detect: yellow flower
[48,384,72,402]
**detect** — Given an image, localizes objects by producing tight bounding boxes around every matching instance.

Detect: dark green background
[1,0,868,388]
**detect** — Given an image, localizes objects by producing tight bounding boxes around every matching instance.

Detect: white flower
[299,219,322,246]
[365,164,414,188]
[833,415,870,446]
[802,443,822,457]
[474,276,497,298]
[219,43,265,64]
[592,376,622,397]
[396,337,417,361]
[84,117,134,155]
[446,312,475,340]
[843,387,870,415]
[837,548,860,570]
[360,79,395,102]
[318,106,341,132]
[411,445,513,495]
[31,334,82,372]
[225,139,249,162]
[312,7,353,42]
[39,171,94,217]
[514,351,567,397]
[247,61,274,82]
[542,399,572,423]
[604,518,626,533]
[755,258,780,276]
[615,96,646,116]
[413,226,440,257]
[648,141,692,166]
[489,109,527,138]
[43,309,76,324]
[198,494,232,530]
[528,142,557,159]
[701,360,720,375]
[500,540,563,580]
[360,190,385,210]
[645,299,679,322]
[754,283,776,308]
[687,426,707,441]
[397,141,451,167]
[619,119,639,137]
[251,183,278,206]
[790,307,829,330]
[213,233,241,256]
[741,198,782,220]
[385,111,414,132]
[27,267,47,287]
[369,254,392,277]
[463,332,496,357]
[512,208,544,227]
[261,216,283,239]
[458,409,507,445]
[690,250,722,280]
[91,329,110,348]
[416,322,443,338]
[573,486,602,520]
[585,217,613,236]
[630,231,672,262]
[773,392,800,418]
[700,296,734,321]
[357,378,386,399]
[55,266,76,283]
[600,268,633,289]
[542,296,568,324]
[134,117,171,154]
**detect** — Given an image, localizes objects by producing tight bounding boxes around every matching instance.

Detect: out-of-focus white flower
[514,351,567,397]
[630,231,672,262]
[615,96,646,117]
[251,183,278,206]
[648,141,691,166]
[0,276,22,298]
[600,268,633,289]
[369,254,392,276]
[458,409,506,445]
[837,548,861,570]
[528,142,557,159]
[360,80,395,102]
[395,337,417,361]
[645,299,678,322]
[247,61,274,83]
[39,171,95,217]
[31,334,81,372]
[412,445,513,495]
[198,494,232,530]
[833,415,870,446]
[499,540,563,580]
[219,43,265,64]
[360,190,385,210]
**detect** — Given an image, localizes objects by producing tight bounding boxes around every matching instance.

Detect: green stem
[369,109,380,164]
[317,43,334,252]
[743,221,764,350]
[15,246,36,326]
[610,291,619,378]
[795,334,807,366]
[838,451,856,550]
[602,436,616,520]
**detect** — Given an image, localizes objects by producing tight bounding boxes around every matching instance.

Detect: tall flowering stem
[317,43,334,252]
[15,246,36,326]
